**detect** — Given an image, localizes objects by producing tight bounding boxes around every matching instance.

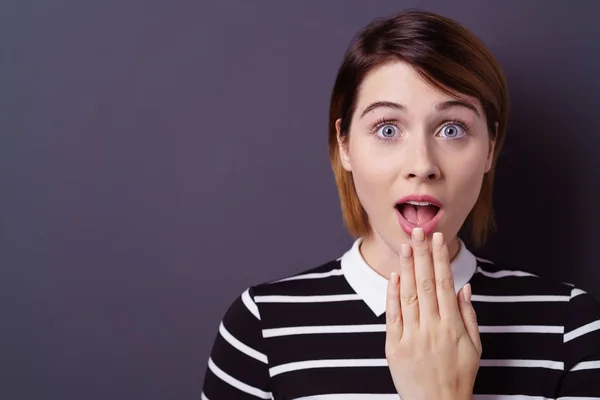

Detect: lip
[395,194,443,236]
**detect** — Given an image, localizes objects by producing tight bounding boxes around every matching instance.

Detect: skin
[385,230,482,400]
[336,60,496,399]
[337,61,495,279]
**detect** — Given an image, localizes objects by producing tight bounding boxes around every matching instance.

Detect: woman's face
[337,60,494,253]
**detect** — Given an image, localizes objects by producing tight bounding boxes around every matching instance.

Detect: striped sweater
[202,238,600,399]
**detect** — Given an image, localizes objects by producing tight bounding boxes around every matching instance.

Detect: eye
[377,124,398,139]
[439,123,466,139]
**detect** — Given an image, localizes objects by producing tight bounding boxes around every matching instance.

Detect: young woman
[201,9,600,400]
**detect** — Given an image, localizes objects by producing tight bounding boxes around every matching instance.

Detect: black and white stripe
[202,259,600,399]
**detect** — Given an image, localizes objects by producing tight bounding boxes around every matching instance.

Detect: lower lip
[396,207,444,237]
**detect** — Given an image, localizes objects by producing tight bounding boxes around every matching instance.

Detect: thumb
[458,283,482,356]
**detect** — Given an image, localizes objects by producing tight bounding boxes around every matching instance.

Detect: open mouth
[395,201,441,226]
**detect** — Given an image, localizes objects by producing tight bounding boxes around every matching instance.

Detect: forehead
[355,61,483,115]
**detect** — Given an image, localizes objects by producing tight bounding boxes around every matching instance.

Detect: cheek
[348,140,395,209]
[451,154,488,208]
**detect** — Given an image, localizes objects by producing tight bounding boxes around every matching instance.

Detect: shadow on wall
[460,67,584,293]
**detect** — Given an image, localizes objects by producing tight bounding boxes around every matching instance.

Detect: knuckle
[436,276,455,292]
[440,321,461,341]
[463,307,479,325]
[401,294,419,305]
[467,309,479,324]
[418,277,436,293]
[414,246,430,257]
[387,311,401,325]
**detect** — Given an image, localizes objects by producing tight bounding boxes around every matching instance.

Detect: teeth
[406,201,433,206]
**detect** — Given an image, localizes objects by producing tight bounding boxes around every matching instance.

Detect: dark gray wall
[3,0,600,398]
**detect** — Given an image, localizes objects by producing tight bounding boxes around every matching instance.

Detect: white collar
[340,237,477,317]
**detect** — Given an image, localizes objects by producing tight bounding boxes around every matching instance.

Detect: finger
[385,272,403,339]
[458,284,483,356]
[431,232,460,319]
[411,227,439,319]
[399,243,419,328]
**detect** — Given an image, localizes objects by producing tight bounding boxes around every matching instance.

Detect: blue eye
[440,123,466,139]
[377,124,398,139]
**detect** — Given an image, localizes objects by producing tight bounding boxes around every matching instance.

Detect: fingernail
[390,272,399,285]
[400,243,411,258]
[412,227,424,242]
[432,232,443,247]
[463,283,472,303]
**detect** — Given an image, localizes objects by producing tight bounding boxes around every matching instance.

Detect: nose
[403,135,441,181]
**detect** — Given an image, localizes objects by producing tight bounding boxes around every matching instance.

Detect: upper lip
[395,194,442,208]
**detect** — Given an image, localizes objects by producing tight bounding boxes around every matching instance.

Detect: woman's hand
[385,228,482,400]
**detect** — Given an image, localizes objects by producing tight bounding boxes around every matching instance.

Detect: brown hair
[328,9,509,248]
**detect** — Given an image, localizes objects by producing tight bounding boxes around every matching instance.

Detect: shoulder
[252,258,345,296]
[471,256,575,297]
[222,258,345,320]
[471,256,600,328]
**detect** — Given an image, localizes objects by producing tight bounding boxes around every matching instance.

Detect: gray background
[2,0,600,398]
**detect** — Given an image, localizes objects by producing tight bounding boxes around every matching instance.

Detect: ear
[485,122,498,173]
[336,118,352,172]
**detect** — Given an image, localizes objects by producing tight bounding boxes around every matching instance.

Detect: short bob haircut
[328,9,509,248]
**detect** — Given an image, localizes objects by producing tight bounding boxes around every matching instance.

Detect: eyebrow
[359,99,481,118]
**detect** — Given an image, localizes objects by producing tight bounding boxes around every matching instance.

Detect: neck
[358,232,461,280]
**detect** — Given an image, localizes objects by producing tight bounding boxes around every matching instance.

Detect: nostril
[407,172,438,179]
